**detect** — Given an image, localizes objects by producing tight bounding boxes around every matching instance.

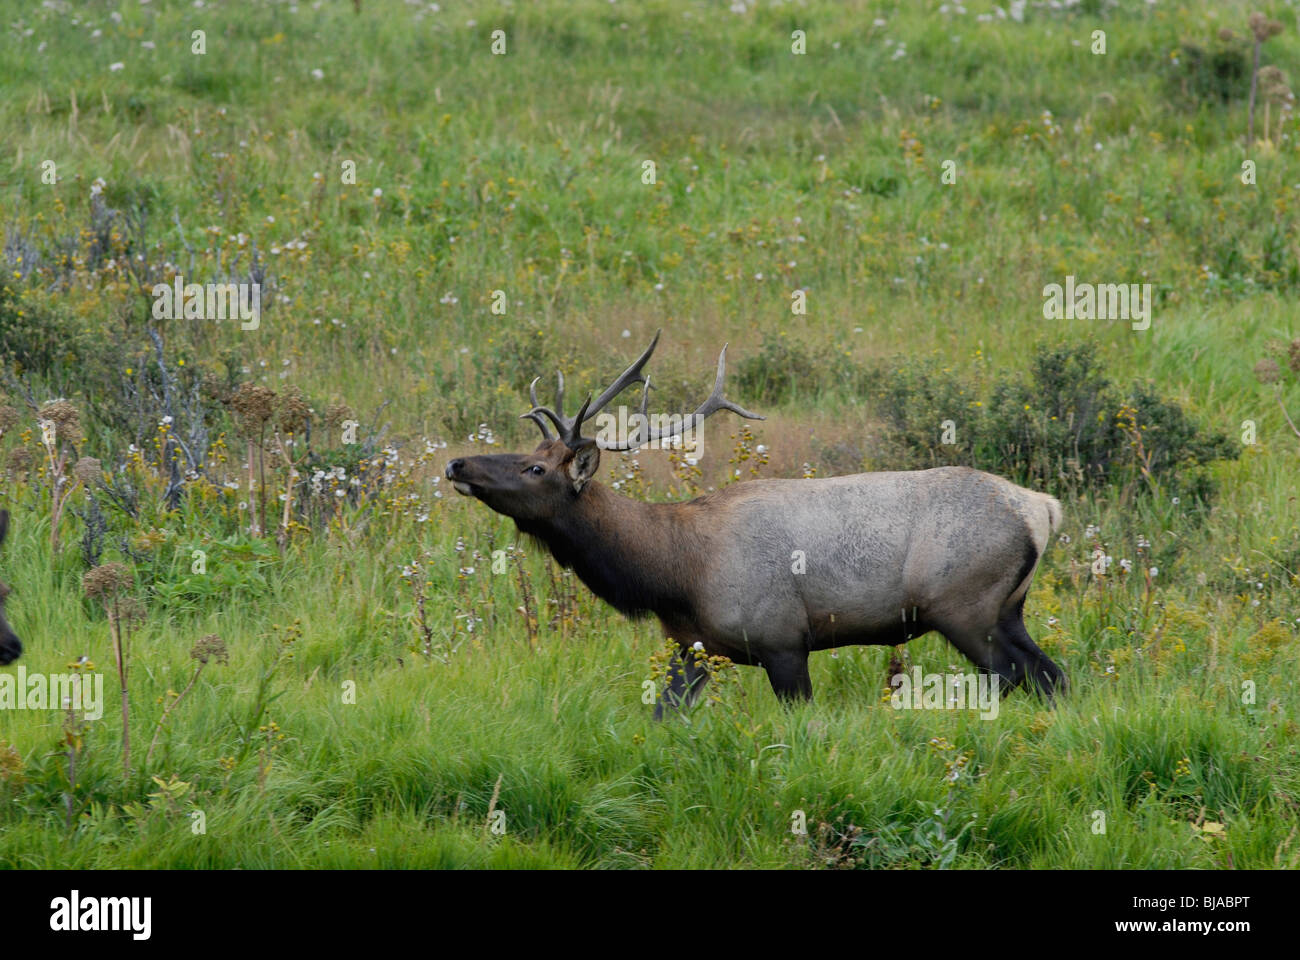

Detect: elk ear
[566,441,600,493]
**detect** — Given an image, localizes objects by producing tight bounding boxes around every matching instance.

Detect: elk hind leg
[995,610,1066,699]
[934,621,1025,697]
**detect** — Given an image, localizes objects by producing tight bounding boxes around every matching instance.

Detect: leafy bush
[853,802,975,870]
[0,280,94,384]
[1168,35,1250,106]
[734,331,861,405]
[870,341,1237,502]
[141,537,276,614]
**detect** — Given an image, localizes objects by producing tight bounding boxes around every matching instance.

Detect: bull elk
[445,333,1065,716]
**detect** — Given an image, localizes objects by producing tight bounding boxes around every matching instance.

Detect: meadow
[0,0,1297,868]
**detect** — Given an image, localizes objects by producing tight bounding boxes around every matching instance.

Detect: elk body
[0,511,20,665]
[445,334,1065,715]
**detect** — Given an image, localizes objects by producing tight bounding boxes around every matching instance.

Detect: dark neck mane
[514,482,702,620]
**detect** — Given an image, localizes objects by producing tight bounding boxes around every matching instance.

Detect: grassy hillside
[0,0,1296,868]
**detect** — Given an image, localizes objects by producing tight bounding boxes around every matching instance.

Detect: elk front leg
[653,643,711,720]
[762,649,813,703]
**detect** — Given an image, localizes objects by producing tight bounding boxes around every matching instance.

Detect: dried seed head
[112,596,147,627]
[0,406,19,433]
[73,457,102,486]
[1289,338,1300,374]
[325,402,355,430]
[1259,65,1292,101]
[1250,12,1283,42]
[191,634,228,665]
[277,385,311,435]
[7,447,32,472]
[228,383,277,436]
[1254,357,1281,384]
[38,399,82,445]
[82,562,133,601]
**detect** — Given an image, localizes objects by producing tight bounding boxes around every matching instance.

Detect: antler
[599,343,764,452]
[520,330,764,450]
[521,330,661,445]
[521,370,590,442]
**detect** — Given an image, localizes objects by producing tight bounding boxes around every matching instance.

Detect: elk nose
[445,459,465,479]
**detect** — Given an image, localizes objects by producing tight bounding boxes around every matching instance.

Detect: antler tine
[522,371,576,442]
[697,343,765,422]
[522,378,558,440]
[522,375,594,445]
[520,411,556,439]
[570,394,593,435]
[553,371,566,419]
[580,329,661,426]
[523,404,568,438]
[520,382,556,442]
[602,343,764,452]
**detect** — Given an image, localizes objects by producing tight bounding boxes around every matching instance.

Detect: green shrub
[1168,35,1250,106]
[0,280,89,383]
[870,341,1237,502]
[734,331,861,405]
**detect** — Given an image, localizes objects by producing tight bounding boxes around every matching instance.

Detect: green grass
[0,0,1297,868]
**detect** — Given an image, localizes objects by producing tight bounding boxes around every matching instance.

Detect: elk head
[0,510,21,665]
[444,331,764,522]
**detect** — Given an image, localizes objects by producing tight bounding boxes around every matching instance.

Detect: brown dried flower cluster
[7,448,32,473]
[190,634,229,665]
[277,385,311,435]
[228,383,276,437]
[1249,12,1284,43]
[111,596,147,628]
[1258,65,1293,103]
[73,457,102,485]
[324,402,355,430]
[82,562,134,602]
[38,399,82,445]
[1257,339,1300,383]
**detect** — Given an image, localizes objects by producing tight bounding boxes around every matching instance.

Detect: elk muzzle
[0,631,19,665]
[444,458,476,497]
[0,602,19,665]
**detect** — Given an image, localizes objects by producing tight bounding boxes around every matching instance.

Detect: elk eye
[527,465,545,476]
